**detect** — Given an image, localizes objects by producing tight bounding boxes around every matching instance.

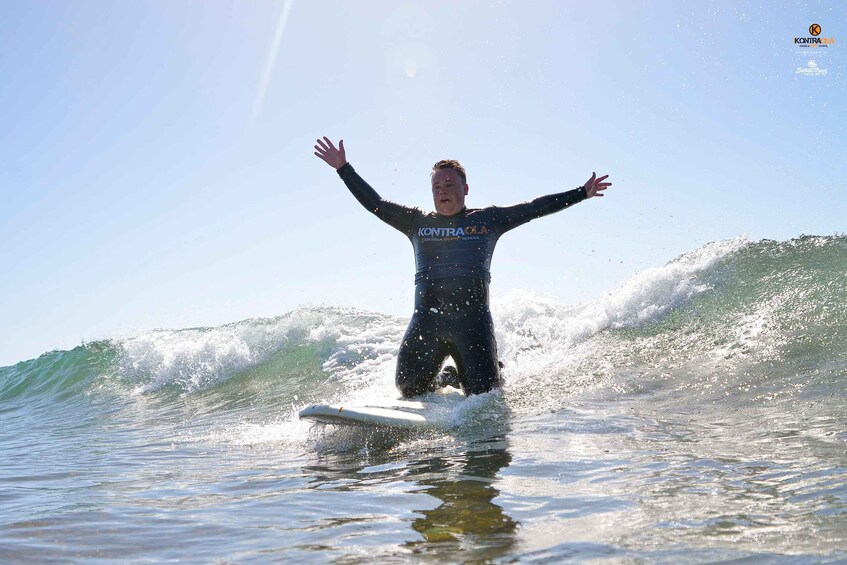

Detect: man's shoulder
[466,206,503,220]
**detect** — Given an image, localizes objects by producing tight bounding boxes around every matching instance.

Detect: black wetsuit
[337,163,587,396]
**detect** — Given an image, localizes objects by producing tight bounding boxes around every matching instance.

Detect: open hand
[314,136,347,169]
[583,172,612,198]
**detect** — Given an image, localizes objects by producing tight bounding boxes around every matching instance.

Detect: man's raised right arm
[314,136,417,232]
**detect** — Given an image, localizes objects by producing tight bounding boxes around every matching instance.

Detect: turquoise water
[2,235,846,562]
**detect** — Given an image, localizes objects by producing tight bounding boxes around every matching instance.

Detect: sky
[1,0,844,367]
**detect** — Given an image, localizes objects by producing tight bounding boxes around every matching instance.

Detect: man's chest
[411,212,497,246]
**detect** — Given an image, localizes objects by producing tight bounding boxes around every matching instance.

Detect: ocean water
[2,235,846,563]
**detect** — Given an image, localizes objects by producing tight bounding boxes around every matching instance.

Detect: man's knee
[462,371,501,395]
[396,371,433,398]
[395,352,441,397]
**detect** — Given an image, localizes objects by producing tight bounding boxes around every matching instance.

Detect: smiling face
[431,168,468,216]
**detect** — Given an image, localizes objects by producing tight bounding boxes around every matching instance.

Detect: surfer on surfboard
[314,137,611,397]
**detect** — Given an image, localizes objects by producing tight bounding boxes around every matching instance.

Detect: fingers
[314,136,345,168]
[314,138,334,161]
[585,173,612,190]
[314,136,338,152]
[582,171,613,199]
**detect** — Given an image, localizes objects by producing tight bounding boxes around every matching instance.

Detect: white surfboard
[299,403,430,429]
[300,388,468,429]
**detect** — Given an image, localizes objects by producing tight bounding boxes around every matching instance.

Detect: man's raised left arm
[497,172,612,232]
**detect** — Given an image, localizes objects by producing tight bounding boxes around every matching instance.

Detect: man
[314,137,611,397]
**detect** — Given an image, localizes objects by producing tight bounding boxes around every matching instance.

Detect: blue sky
[1,0,844,367]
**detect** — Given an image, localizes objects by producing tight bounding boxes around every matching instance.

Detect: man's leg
[395,313,446,397]
[452,310,502,395]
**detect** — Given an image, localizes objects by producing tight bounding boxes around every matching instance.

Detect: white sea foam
[495,236,749,350]
[116,308,405,394]
[492,237,750,407]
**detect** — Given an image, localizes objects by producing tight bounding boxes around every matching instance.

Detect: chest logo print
[418,225,489,237]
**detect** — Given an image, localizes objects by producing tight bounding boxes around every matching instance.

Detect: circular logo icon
[809,24,821,36]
